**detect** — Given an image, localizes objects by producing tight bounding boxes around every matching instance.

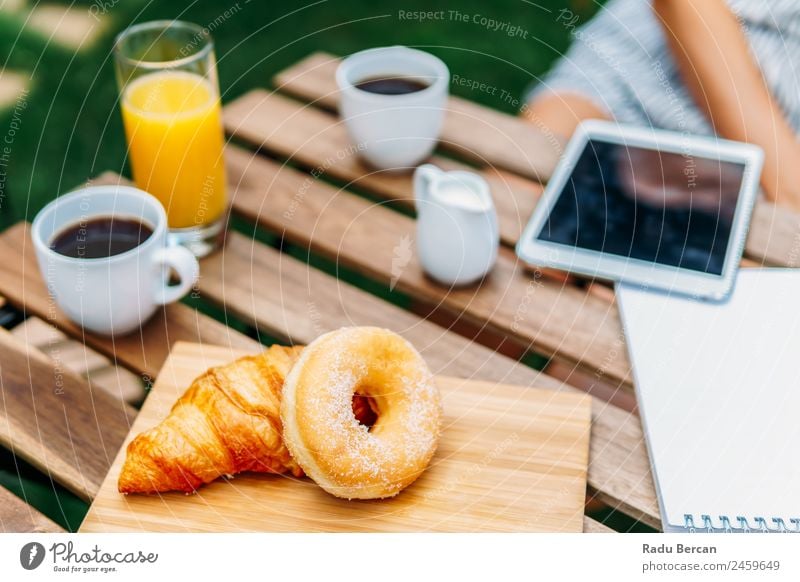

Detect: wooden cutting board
[81,342,591,532]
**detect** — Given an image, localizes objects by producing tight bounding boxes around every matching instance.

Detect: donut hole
[352,393,379,430]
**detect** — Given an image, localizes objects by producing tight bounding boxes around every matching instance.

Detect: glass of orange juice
[114,20,227,257]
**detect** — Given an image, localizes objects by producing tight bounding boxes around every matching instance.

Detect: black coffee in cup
[354,75,429,95]
[50,216,153,259]
[337,46,449,168]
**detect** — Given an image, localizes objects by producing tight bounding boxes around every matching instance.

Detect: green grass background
[0,0,601,227]
[0,0,648,531]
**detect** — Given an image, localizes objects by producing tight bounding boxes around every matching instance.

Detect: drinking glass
[114,20,227,257]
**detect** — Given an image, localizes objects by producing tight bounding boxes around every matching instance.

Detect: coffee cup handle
[152,246,200,305]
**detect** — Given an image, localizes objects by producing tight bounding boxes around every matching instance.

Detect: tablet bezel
[515,120,764,301]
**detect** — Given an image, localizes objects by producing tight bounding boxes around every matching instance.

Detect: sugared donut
[281,327,442,499]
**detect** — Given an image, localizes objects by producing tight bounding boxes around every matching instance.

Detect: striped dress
[529,0,800,135]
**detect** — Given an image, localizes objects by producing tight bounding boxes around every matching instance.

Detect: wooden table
[2,52,800,533]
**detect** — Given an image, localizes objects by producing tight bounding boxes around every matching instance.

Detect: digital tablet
[516,120,764,300]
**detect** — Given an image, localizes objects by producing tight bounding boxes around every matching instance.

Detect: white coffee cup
[336,46,449,170]
[32,185,200,336]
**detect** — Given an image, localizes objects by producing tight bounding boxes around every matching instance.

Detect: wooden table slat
[746,202,800,267]
[583,515,614,533]
[12,317,146,406]
[0,327,135,501]
[202,233,562,384]
[0,485,64,533]
[273,51,562,183]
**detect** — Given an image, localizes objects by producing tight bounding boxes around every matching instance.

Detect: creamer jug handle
[413,164,444,213]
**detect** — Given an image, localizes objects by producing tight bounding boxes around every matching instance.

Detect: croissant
[118,345,305,494]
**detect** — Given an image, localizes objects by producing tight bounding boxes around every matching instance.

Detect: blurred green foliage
[0,0,600,228]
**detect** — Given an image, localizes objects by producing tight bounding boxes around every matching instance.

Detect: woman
[525,0,800,210]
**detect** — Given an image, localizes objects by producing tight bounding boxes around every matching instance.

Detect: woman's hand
[653,0,800,212]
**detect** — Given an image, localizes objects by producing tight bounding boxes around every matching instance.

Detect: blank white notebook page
[617,269,800,532]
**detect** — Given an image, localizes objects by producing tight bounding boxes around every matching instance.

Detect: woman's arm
[653,0,800,210]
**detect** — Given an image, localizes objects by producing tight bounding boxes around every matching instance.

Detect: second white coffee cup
[32,185,200,336]
[336,46,449,170]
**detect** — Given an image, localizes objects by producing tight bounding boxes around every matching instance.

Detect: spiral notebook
[617,269,800,533]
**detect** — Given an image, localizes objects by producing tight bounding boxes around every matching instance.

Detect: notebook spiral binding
[684,514,800,533]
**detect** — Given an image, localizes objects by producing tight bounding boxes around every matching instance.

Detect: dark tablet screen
[536,140,746,275]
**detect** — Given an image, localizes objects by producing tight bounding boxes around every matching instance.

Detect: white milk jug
[413,164,499,286]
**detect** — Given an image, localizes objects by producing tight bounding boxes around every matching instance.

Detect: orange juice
[121,71,226,229]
